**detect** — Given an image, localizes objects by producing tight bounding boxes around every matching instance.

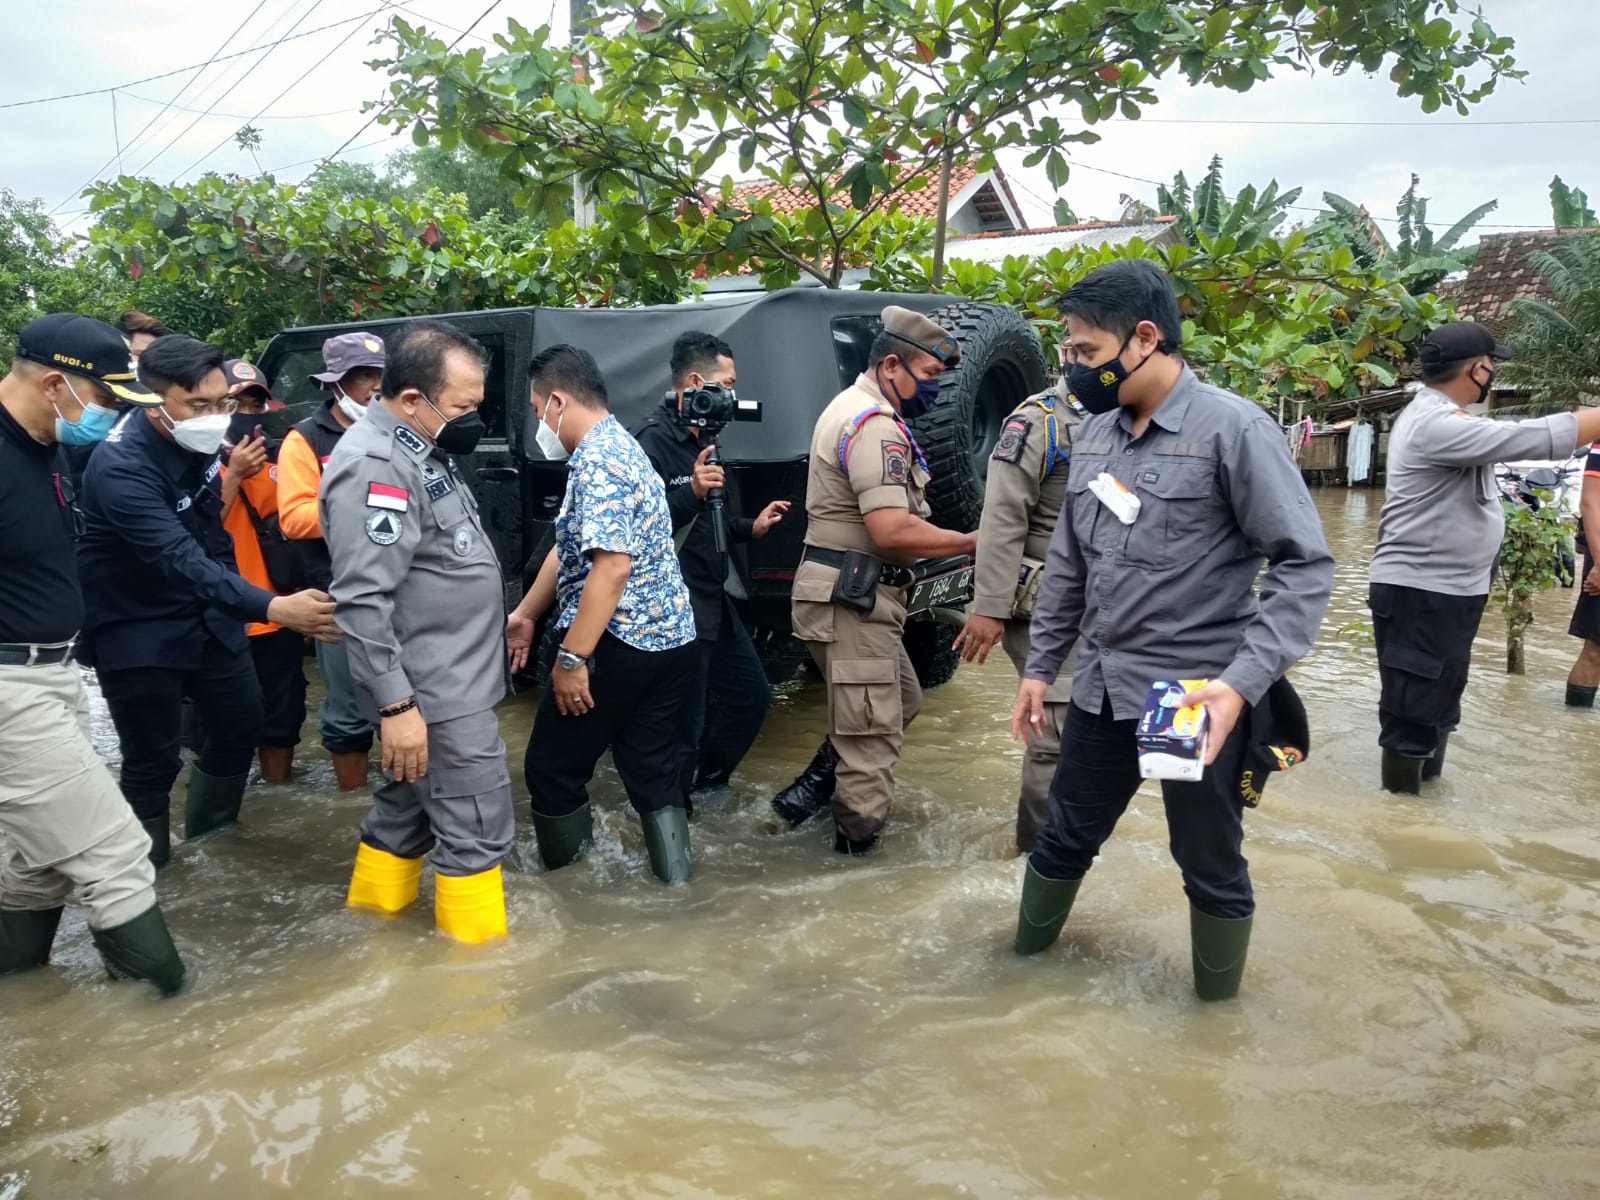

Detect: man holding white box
[1007,261,1334,1001]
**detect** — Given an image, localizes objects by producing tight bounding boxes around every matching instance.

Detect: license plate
[905,561,975,615]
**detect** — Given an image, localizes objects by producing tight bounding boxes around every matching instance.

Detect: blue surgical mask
[54,378,119,445]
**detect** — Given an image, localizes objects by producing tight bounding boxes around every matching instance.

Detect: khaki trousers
[0,663,156,929]
[795,578,921,842]
[1001,621,1071,854]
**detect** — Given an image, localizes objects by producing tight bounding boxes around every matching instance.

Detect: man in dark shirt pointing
[0,314,183,994]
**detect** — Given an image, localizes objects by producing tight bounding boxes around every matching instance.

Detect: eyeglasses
[53,471,86,540]
[182,397,239,417]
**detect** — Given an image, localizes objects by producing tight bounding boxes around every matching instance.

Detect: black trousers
[1369,583,1489,759]
[679,605,772,797]
[98,636,265,822]
[524,632,697,818]
[250,628,308,749]
[1029,696,1255,920]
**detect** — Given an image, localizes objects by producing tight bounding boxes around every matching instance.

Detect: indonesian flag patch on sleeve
[366,482,410,512]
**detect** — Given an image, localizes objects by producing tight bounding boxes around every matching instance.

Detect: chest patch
[365,510,403,546]
[882,441,910,486]
[453,527,473,557]
[394,425,428,456]
[992,417,1030,465]
[421,464,455,503]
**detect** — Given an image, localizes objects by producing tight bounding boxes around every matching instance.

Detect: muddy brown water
[3,488,1598,1200]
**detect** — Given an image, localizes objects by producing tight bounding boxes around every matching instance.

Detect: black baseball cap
[1418,321,1510,369]
[14,313,154,404]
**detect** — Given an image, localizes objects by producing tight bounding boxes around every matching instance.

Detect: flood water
[3,487,1598,1200]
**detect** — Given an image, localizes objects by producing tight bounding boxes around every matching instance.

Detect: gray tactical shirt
[1023,365,1334,719]
[320,402,507,724]
[1369,386,1580,595]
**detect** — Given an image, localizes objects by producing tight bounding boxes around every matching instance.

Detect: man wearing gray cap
[776,306,976,854]
[277,332,386,790]
[1369,321,1600,794]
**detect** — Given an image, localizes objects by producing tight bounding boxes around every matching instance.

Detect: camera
[670,381,762,431]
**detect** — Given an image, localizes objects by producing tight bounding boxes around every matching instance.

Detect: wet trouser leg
[1001,621,1071,854]
[315,638,374,755]
[526,633,698,818]
[98,666,187,823]
[1030,697,1255,920]
[360,708,514,876]
[696,606,773,783]
[186,641,265,781]
[675,638,717,804]
[807,589,920,845]
[250,628,308,749]
[1369,583,1489,758]
[0,663,157,931]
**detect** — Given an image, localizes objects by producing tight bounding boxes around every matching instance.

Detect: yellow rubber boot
[346,843,423,915]
[434,866,507,944]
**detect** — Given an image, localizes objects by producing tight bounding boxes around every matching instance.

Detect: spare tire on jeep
[910,302,1051,532]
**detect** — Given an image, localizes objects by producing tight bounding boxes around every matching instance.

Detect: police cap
[881,305,961,368]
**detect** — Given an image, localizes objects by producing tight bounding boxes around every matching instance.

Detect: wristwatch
[556,646,591,671]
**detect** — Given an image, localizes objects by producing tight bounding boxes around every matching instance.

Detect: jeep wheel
[911,302,1050,531]
[903,620,962,689]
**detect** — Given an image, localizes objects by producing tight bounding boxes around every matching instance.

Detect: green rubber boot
[90,905,186,997]
[531,803,594,872]
[183,768,248,841]
[1190,905,1253,1002]
[1013,862,1082,955]
[1,907,64,975]
[141,813,171,870]
[641,806,692,884]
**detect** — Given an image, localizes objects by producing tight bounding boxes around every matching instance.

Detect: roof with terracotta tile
[947,217,1181,263]
[1453,229,1599,334]
[728,163,1022,225]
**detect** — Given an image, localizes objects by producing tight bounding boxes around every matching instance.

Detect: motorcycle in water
[1495,449,1587,585]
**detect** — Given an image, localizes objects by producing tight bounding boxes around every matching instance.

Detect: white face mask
[535,395,568,461]
[168,411,231,456]
[334,385,367,424]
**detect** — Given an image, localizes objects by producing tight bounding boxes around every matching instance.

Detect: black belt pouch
[830,550,882,615]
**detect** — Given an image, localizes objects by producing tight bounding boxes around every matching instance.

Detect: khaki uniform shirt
[320,403,507,725]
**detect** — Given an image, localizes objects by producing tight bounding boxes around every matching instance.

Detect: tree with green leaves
[1157,155,1300,245]
[1550,176,1597,229]
[374,0,1519,290]
[1319,174,1497,293]
[1499,231,1600,406]
[1498,501,1573,674]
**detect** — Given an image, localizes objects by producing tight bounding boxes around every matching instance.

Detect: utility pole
[570,0,595,229]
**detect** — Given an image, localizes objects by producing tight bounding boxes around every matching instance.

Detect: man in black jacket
[631,332,788,805]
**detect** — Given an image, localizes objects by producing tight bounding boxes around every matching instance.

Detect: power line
[119,91,350,121]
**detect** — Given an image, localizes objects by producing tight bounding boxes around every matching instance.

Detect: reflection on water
[4,488,1599,1199]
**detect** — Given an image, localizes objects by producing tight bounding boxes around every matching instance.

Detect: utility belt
[1013,556,1047,619]
[802,547,975,617]
[0,638,78,666]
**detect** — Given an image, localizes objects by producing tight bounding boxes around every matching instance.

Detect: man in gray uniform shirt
[321,320,514,944]
[1010,261,1333,1001]
[1368,322,1600,794]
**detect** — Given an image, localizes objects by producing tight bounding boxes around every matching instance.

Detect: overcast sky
[2,0,1592,243]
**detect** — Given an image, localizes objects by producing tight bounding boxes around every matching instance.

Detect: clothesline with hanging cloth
[1347,419,1375,484]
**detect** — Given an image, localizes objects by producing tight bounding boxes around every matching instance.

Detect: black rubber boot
[692,764,733,792]
[1421,732,1449,781]
[0,907,64,975]
[771,739,839,828]
[641,806,692,884]
[141,813,171,870]
[1013,862,1082,955]
[1191,905,1253,1001]
[833,829,880,856]
[90,905,185,997]
[1566,683,1598,709]
[531,803,594,872]
[1380,750,1425,795]
[183,768,247,840]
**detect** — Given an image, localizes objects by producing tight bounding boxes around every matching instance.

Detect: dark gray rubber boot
[531,803,594,872]
[833,830,880,856]
[641,806,692,884]
[1380,750,1425,795]
[183,769,247,840]
[1421,732,1449,781]
[1566,683,1598,709]
[141,813,171,870]
[1191,905,1253,1001]
[90,905,186,997]
[0,907,64,975]
[771,739,839,828]
[1013,862,1083,955]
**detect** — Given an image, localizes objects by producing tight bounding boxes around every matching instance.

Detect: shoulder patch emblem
[882,440,910,485]
[993,417,1031,465]
[393,425,428,456]
[365,510,403,546]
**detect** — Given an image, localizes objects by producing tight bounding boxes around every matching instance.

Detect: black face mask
[225,412,262,446]
[1474,365,1494,405]
[422,395,486,455]
[1065,331,1155,415]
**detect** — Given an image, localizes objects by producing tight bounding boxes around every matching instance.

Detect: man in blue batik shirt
[508,345,699,885]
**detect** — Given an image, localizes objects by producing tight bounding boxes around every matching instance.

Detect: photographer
[631,332,788,807]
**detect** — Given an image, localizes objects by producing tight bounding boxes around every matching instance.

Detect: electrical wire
[118,91,350,121]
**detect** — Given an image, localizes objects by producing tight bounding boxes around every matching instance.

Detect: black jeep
[256,288,1048,685]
